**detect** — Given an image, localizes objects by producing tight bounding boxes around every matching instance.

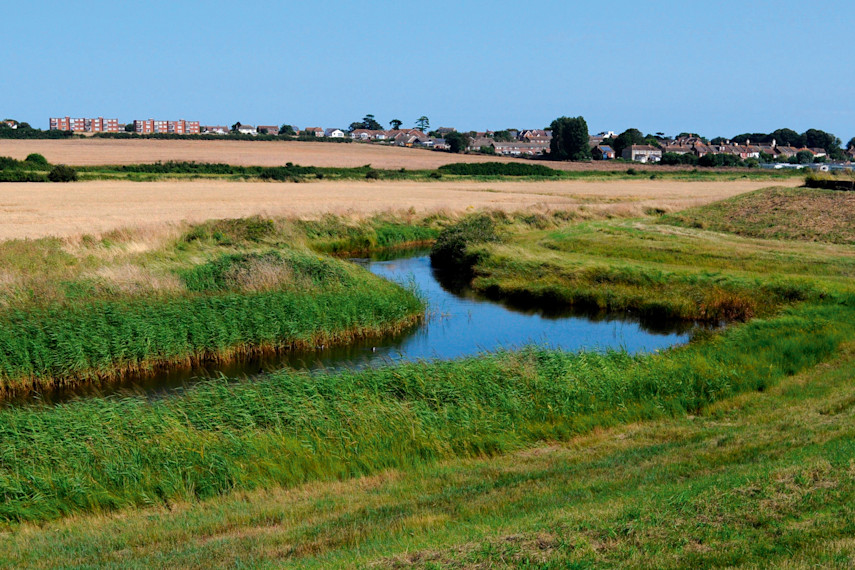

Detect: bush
[24,153,49,167]
[47,165,78,182]
[365,169,380,180]
[430,214,502,268]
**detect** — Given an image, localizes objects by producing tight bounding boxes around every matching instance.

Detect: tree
[847,137,855,150]
[124,123,135,133]
[349,114,383,132]
[493,130,513,142]
[231,122,242,133]
[796,150,814,164]
[280,124,296,136]
[415,116,430,132]
[612,128,646,159]
[549,116,591,161]
[770,128,803,147]
[389,119,402,130]
[445,131,470,153]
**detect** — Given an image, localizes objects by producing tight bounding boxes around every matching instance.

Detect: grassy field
[0,216,435,396]
[0,184,853,566]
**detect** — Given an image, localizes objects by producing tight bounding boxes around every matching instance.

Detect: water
[17,250,697,404]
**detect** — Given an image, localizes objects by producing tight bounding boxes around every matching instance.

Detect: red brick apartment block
[49,117,120,132]
[133,119,200,134]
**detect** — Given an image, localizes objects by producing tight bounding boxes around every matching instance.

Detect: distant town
[1,115,853,168]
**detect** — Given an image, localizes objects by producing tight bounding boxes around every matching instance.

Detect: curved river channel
[27,250,700,403]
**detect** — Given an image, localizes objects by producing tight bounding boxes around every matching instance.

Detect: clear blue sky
[3,1,853,141]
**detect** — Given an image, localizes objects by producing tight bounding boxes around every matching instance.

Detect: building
[325,128,345,138]
[257,125,279,135]
[3,120,18,129]
[304,127,324,137]
[622,144,662,163]
[133,119,200,134]
[201,125,229,135]
[50,116,120,132]
[236,124,258,135]
[592,145,615,160]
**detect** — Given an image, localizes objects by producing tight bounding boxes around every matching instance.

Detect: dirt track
[0,178,797,240]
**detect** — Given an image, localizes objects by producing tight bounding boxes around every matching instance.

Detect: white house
[237,124,257,135]
[622,145,662,163]
[325,128,345,138]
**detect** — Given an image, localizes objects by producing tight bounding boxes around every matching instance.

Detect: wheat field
[0,178,797,240]
[1,138,670,171]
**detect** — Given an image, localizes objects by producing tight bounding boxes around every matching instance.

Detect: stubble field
[3,138,682,171]
[0,178,798,240]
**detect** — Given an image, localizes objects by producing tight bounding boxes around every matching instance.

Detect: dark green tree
[549,116,591,161]
[796,150,814,164]
[445,131,470,153]
[279,124,296,136]
[415,116,430,132]
[48,164,77,182]
[847,137,855,150]
[492,130,513,142]
[389,119,402,130]
[770,128,803,147]
[124,123,135,133]
[612,128,646,159]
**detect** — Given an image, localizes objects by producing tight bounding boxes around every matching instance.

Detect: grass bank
[0,215,438,396]
[431,210,854,322]
[664,185,855,244]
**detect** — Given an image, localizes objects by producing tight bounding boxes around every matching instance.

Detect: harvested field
[0,178,797,240]
[3,138,691,172]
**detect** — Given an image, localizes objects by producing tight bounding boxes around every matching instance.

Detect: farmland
[0,177,798,241]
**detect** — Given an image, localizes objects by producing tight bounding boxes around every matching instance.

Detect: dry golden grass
[3,138,701,171]
[0,178,797,240]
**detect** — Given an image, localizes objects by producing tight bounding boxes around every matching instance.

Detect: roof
[630,145,660,151]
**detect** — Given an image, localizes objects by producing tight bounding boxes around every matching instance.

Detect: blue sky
[3,1,853,140]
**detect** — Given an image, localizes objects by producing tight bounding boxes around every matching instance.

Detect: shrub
[365,169,380,180]
[25,153,49,167]
[47,165,78,182]
[430,214,502,268]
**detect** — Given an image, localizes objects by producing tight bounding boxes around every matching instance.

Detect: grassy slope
[663,185,855,244]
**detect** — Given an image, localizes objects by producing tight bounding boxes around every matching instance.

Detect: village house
[430,138,449,151]
[325,128,345,138]
[257,125,279,135]
[622,144,662,163]
[3,120,17,129]
[236,124,257,135]
[490,141,549,156]
[304,127,324,137]
[201,125,229,135]
[592,145,615,160]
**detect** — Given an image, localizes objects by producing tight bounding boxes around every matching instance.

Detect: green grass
[0,215,440,395]
[433,212,854,322]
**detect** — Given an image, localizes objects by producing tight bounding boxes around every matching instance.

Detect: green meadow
[0,184,853,567]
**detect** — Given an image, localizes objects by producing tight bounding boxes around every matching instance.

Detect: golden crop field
[1,138,662,171]
[0,178,797,240]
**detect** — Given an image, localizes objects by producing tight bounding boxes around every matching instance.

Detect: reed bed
[0,294,851,524]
